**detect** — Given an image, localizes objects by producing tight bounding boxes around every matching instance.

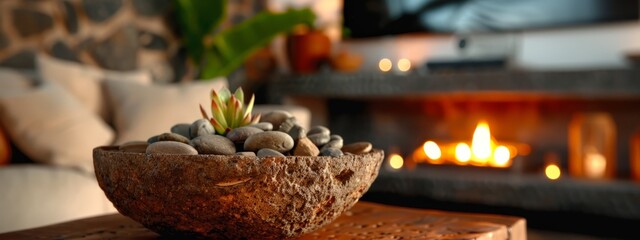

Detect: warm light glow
[493,145,511,167]
[584,149,607,178]
[471,121,492,163]
[455,143,471,163]
[413,120,525,168]
[397,58,411,72]
[378,58,392,72]
[545,164,561,180]
[389,154,404,169]
[423,141,442,161]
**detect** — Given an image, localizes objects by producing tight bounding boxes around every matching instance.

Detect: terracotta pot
[286,30,332,74]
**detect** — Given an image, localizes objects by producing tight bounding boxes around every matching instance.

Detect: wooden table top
[0,201,526,240]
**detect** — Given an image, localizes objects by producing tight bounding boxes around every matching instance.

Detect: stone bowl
[93,146,384,239]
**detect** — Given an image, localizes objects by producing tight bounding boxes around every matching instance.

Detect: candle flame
[423,141,442,163]
[471,121,492,164]
[455,143,471,163]
[584,147,606,179]
[492,145,511,167]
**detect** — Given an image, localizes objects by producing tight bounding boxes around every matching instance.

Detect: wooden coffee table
[0,201,526,239]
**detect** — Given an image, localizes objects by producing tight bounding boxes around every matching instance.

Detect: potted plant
[174,0,316,79]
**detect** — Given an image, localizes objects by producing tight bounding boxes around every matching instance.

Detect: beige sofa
[0,55,311,233]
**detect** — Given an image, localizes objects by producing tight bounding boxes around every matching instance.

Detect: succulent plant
[200,87,260,135]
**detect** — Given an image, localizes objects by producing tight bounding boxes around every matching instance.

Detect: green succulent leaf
[210,116,226,135]
[204,86,258,135]
[233,87,244,107]
[244,94,255,118]
[210,98,228,127]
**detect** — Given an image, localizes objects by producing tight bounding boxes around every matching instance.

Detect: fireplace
[267,69,640,238]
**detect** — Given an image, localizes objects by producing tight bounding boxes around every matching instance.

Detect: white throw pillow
[104,79,228,144]
[0,82,115,173]
[36,54,152,122]
[0,67,34,95]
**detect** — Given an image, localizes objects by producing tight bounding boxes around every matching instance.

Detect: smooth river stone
[147,135,160,144]
[342,142,373,154]
[308,126,330,136]
[257,148,285,157]
[293,137,319,156]
[244,131,294,153]
[308,133,330,147]
[278,117,297,132]
[190,119,214,138]
[320,147,343,157]
[330,134,343,142]
[287,124,307,141]
[119,141,148,153]
[190,134,236,155]
[321,138,343,151]
[226,126,264,143]
[248,122,273,131]
[170,123,191,138]
[157,132,190,144]
[146,141,198,155]
[260,111,293,131]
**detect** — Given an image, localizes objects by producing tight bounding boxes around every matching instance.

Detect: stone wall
[0,0,265,82]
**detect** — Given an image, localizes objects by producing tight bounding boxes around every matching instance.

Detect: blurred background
[2,0,640,239]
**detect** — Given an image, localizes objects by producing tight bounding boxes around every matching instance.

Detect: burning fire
[413,121,525,168]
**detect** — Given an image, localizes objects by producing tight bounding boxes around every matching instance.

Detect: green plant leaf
[174,0,226,62]
[200,8,315,79]
[233,87,244,107]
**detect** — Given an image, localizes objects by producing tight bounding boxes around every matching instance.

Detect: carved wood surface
[0,201,526,240]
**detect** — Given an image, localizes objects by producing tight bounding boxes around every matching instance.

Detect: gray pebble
[147,135,160,144]
[260,110,293,130]
[119,141,148,153]
[257,148,286,157]
[226,126,264,143]
[158,132,190,144]
[287,124,307,141]
[249,122,273,131]
[320,148,343,157]
[321,138,344,151]
[244,131,294,153]
[330,134,343,142]
[146,141,198,155]
[308,133,330,146]
[190,135,236,155]
[308,125,330,136]
[190,119,214,138]
[170,123,191,139]
[278,117,297,132]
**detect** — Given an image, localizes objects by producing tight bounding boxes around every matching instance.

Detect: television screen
[343,0,640,38]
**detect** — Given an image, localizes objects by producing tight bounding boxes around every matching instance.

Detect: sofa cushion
[0,165,117,233]
[0,82,115,173]
[36,54,152,122]
[104,79,228,144]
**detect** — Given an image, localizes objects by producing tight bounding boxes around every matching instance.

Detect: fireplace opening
[324,97,640,239]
